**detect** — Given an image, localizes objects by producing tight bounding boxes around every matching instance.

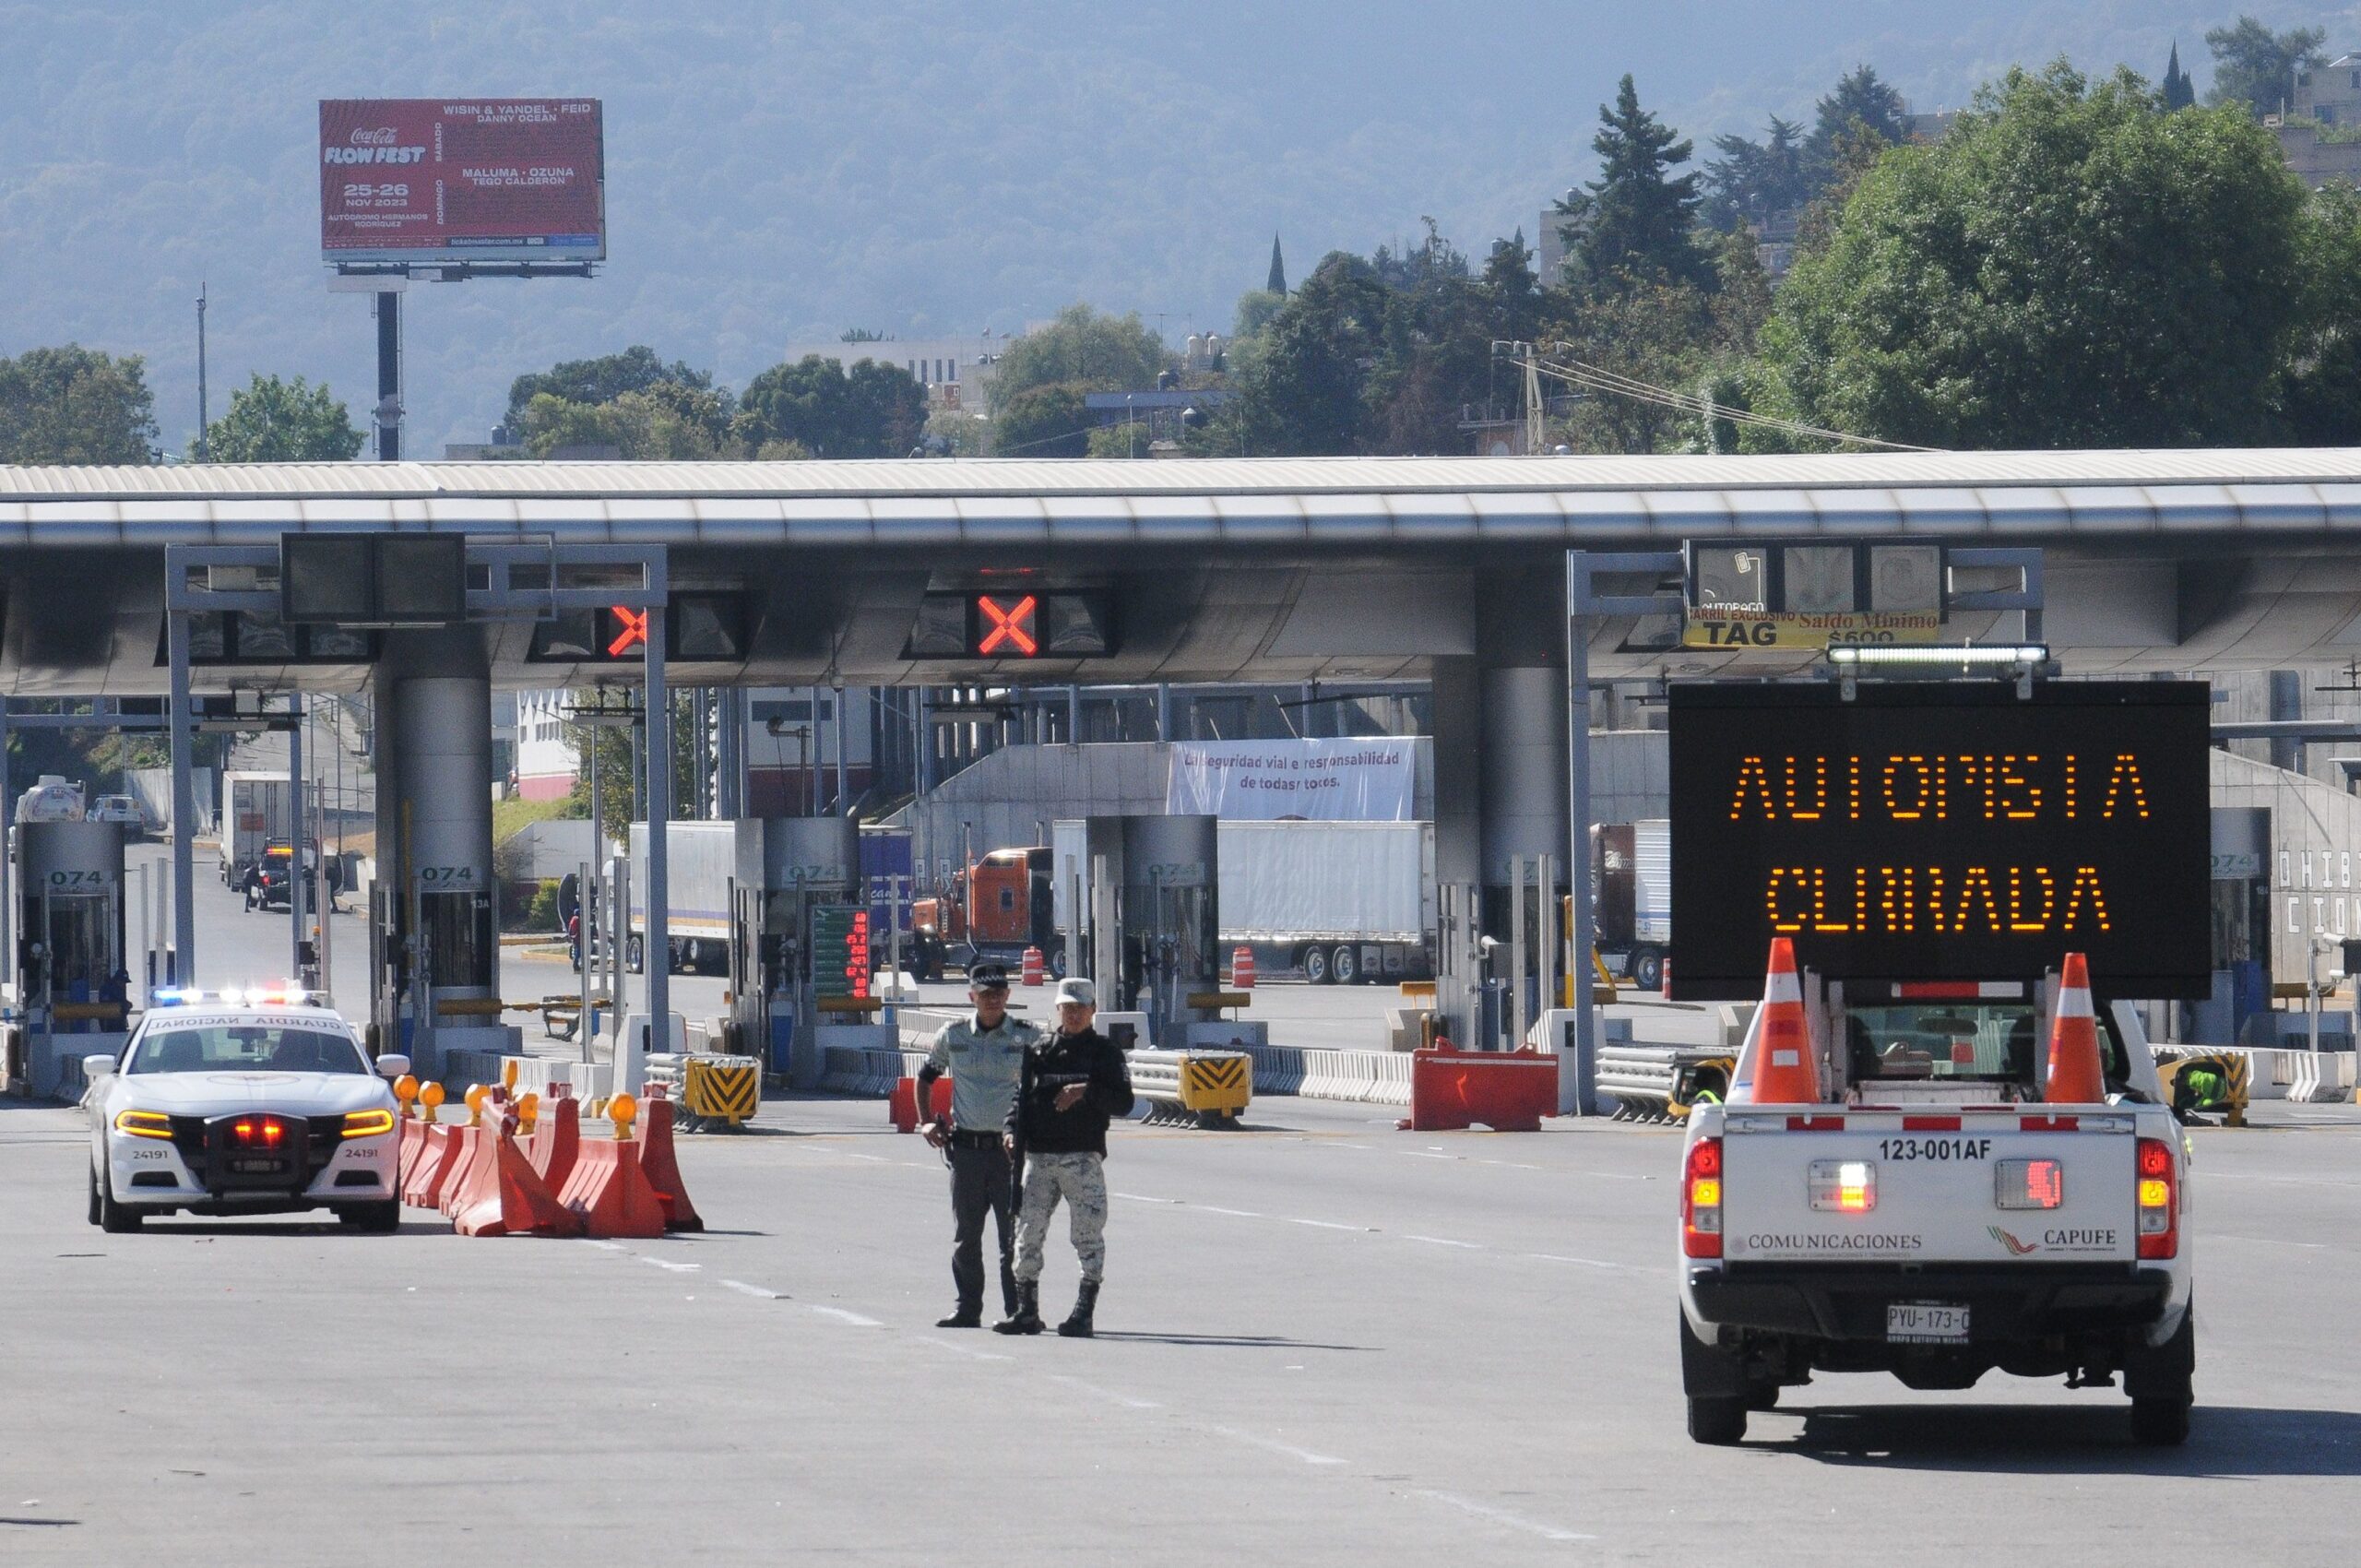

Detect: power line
[1525,346,1941,454]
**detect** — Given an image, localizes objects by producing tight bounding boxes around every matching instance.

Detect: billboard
[1667,682,2211,999]
[319,99,604,265]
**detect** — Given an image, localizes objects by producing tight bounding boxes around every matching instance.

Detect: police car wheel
[338,1200,401,1233]
[1687,1395,1746,1445]
[96,1163,143,1234]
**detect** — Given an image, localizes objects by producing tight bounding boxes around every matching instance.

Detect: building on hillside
[776,332,1022,413]
[2272,55,2361,185]
[515,691,578,802]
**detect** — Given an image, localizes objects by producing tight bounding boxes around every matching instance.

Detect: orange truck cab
[911,847,1062,980]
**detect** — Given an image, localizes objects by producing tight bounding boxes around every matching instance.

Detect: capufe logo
[1988,1225,2039,1255]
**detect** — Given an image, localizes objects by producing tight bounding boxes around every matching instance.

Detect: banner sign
[320,99,605,265]
[1667,682,2211,999]
[1681,608,1946,649]
[1166,740,1415,821]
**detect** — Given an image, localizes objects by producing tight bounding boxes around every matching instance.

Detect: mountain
[0,0,2302,455]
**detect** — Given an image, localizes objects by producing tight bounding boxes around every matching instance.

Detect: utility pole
[195,282,209,462]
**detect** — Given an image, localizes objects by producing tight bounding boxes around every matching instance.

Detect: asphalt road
[4,1080,2356,1566]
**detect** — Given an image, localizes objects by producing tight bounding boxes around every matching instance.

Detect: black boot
[993,1280,1043,1336]
[1056,1279,1100,1338]
[935,1303,982,1329]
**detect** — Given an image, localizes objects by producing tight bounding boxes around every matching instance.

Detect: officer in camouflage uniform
[998,976,1134,1338]
[917,961,1034,1328]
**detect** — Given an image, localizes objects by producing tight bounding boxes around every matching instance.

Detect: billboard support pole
[1565,549,1686,1115]
[374,291,401,461]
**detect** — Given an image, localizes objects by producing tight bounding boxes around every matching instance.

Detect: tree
[1231,289,1287,339]
[200,374,363,461]
[1749,64,2308,451]
[2205,16,2326,120]
[2162,42,2197,112]
[737,355,925,457]
[1266,234,1287,294]
[1554,76,1713,294]
[517,389,721,459]
[993,385,1090,457]
[1805,65,1907,192]
[2281,183,2361,443]
[1704,115,1808,228]
[504,346,715,429]
[989,304,1171,405]
[1206,254,1392,455]
[0,345,157,464]
[1559,278,1719,454]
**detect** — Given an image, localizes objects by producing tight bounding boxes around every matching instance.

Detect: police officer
[916,961,1033,1329]
[998,976,1133,1338]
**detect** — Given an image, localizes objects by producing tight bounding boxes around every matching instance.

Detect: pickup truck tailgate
[1720,1111,2140,1265]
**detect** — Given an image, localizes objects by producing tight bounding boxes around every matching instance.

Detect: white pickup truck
[1677,972,2194,1446]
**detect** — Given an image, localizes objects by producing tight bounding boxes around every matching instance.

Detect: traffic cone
[2044,952,2107,1104]
[1736,937,1821,1104]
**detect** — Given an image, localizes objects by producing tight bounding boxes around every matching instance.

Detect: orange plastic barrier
[637,1090,705,1233]
[526,1093,583,1191]
[450,1116,583,1238]
[1229,945,1256,990]
[1020,946,1045,986]
[1399,1042,1558,1132]
[436,1125,491,1216]
[556,1096,667,1239]
[889,1075,955,1134]
[403,1123,458,1207]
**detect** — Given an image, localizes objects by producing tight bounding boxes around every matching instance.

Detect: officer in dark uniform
[916,961,1036,1328]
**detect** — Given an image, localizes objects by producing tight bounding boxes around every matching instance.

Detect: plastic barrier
[1401,1043,1559,1133]
[1021,946,1045,986]
[1364,1053,1414,1107]
[1229,946,1256,990]
[636,1089,705,1232]
[889,1075,955,1134]
[450,1111,582,1238]
[556,1094,668,1240]
[1250,1045,1306,1095]
[526,1090,585,1191]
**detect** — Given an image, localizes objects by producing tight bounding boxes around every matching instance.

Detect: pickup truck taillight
[2136,1136,2178,1259]
[1682,1136,1724,1258]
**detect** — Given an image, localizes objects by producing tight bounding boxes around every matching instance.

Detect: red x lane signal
[976,594,1038,657]
[606,607,649,657]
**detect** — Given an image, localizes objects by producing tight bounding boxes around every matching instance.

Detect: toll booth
[747,816,880,1087]
[1051,814,1256,1050]
[372,674,517,1078]
[17,819,131,1098]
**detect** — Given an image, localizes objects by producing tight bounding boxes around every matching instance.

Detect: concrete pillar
[1479,666,1572,885]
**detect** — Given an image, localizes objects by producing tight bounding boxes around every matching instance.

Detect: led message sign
[1667,682,2211,999]
[904,591,1112,659]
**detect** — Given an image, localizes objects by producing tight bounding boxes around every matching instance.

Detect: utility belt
[948,1128,1006,1150]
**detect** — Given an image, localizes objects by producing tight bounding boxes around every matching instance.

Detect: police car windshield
[129,1025,367,1075]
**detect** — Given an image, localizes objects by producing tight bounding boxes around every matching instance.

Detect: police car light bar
[151,984,324,1008]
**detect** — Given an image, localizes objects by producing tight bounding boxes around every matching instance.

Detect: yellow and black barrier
[1131,1048,1253,1128]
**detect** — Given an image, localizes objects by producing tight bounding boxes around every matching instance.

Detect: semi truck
[626,821,761,975]
[912,845,1060,979]
[217,772,296,888]
[1594,819,1671,991]
[1047,819,1435,984]
[1214,819,1432,983]
[859,826,943,980]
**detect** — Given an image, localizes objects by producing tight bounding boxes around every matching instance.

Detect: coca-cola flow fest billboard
[319,100,605,266]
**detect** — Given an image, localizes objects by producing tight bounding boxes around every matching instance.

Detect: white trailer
[218,772,294,887]
[1595,818,1672,991]
[627,821,763,974]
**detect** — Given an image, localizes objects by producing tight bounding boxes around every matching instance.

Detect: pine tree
[1267,234,1287,295]
[2163,42,2196,111]
[1556,75,1712,295]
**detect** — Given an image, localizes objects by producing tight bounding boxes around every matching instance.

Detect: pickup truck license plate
[1887,1302,1970,1343]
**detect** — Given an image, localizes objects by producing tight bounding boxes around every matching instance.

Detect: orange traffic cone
[1738,937,1821,1104]
[2043,952,2107,1104]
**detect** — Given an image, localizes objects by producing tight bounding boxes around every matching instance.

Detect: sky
[1,0,2352,454]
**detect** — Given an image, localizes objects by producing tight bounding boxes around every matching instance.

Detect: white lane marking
[1528,1253,1625,1270]
[919,1336,1013,1362]
[2211,1234,2329,1250]
[1404,1234,1481,1250]
[1411,1490,1594,1543]
[578,1240,630,1253]
[1288,1218,1374,1232]
[1402,1151,1456,1161]
[1112,1192,1180,1205]
[1050,1374,1164,1410]
[1478,1160,1543,1171]
[808,1305,884,1327]
[642,1257,701,1273]
[840,1151,891,1163]
[721,1279,784,1300]
[1200,1206,1263,1218]
[1203,1423,1347,1467]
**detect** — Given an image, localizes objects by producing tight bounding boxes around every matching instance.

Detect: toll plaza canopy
[6,449,2361,688]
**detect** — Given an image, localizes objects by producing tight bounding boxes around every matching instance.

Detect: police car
[83,988,408,1233]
